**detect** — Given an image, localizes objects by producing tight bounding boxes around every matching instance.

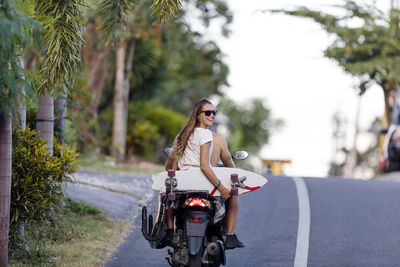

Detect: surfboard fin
[233,176,247,189]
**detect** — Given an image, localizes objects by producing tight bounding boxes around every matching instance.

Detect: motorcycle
[142,149,248,267]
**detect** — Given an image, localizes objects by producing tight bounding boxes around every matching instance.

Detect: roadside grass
[9,198,130,266]
[77,154,165,175]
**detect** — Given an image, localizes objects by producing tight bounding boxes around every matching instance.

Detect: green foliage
[10,127,79,230]
[125,101,186,160]
[9,198,103,265]
[35,0,85,95]
[62,197,101,216]
[0,0,38,117]
[271,1,400,94]
[53,139,80,182]
[131,38,159,86]
[127,120,160,159]
[218,98,283,155]
[132,22,229,114]
[150,0,182,22]
[192,0,233,37]
[96,0,135,44]
[68,0,233,159]
[96,0,183,44]
[121,0,232,114]
[9,226,56,266]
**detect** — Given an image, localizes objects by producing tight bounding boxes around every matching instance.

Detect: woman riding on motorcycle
[162,98,245,249]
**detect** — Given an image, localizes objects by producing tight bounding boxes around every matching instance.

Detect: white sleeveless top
[178,128,213,170]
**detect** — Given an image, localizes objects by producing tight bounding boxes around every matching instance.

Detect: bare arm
[165,136,179,171]
[165,156,178,171]
[219,135,235,168]
[200,142,230,198]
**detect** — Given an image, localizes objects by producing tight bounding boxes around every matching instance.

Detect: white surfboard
[152,167,267,196]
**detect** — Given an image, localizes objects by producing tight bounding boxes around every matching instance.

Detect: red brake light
[189,198,206,208]
[192,218,200,223]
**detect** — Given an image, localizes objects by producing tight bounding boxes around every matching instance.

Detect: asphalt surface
[65,183,141,221]
[65,171,153,221]
[306,177,400,265]
[105,176,299,267]
[103,175,400,267]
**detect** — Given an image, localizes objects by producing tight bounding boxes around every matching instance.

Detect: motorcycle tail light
[185,198,209,208]
[192,218,200,223]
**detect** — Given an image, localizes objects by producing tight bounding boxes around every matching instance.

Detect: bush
[10,127,79,239]
[125,101,186,160]
[9,198,104,265]
[100,101,186,161]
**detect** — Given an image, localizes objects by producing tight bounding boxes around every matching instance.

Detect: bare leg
[157,207,174,248]
[226,195,239,235]
[166,208,174,229]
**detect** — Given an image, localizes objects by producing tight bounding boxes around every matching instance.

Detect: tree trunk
[83,22,111,124]
[88,48,110,122]
[54,93,67,144]
[12,89,26,130]
[37,91,54,155]
[111,38,135,162]
[12,57,26,130]
[0,113,12,266]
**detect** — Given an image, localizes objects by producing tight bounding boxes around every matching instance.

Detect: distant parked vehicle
[380,90,400,172]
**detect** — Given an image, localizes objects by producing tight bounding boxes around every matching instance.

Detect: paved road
[104,175,400,266]
[65,171,153,221]
[307,177,400,266]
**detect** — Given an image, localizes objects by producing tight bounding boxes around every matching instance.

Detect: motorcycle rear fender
[186,211,209,255]
[188,236,204,255]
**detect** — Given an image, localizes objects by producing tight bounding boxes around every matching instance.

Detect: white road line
[292,177,311,267]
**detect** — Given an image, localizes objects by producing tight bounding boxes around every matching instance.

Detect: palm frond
[0,0,37,116]
[96,0,134,44]
[150,0,182,22]
[35,0,85,96]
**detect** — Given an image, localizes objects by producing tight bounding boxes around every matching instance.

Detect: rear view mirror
[163,147,173,156]
[232,150,248,160]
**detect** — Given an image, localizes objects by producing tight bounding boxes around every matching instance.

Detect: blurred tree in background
[64,0,283,164]
[272,0,400,176]
[68,0,243,162]
[272,0,400,126]
[217,98,283,155]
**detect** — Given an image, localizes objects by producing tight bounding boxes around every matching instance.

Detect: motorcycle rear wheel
[189,252,202,267]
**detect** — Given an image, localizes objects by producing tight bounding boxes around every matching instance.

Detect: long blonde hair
[172,98,212,158]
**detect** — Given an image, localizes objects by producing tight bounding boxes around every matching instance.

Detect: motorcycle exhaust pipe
[206,242,220,256]
[202,242,224,265]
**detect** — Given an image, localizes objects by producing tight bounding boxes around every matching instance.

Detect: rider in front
[163,98,245,249]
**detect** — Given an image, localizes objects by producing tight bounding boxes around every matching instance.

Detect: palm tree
[1,0,181,263]
[0,0,37,262]
[111,37,135,161]
[54,92,67,144]
[35,0,85,153]
[97,0,181,162]
[0,0,84,263]
[36,91,55,154]
[12,57,26,130]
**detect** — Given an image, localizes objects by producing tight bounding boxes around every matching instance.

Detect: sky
[209,0,391,177]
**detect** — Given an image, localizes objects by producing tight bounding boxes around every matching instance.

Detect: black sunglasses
[199,110,217,116]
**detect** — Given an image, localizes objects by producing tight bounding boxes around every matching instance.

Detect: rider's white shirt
[178,128,213,170]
